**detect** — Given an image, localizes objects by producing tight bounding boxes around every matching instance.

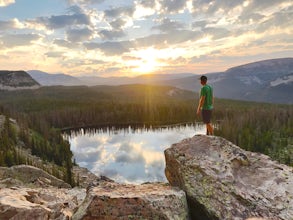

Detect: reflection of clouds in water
[69,124,205,183]
[101,160,147,183]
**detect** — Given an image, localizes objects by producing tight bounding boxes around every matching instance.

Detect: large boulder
[73,181,188,220]
[0,187,86,220]
[164,135,293,220]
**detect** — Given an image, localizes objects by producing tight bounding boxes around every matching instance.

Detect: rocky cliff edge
[165,135,293,220]
[0,135,292,220]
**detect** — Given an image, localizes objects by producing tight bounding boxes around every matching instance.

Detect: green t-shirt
[200,84,213,110]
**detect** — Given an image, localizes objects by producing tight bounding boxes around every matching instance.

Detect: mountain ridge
[28,70,83,86]
[159,58,293,104]
[19,58,293,104]
[0,70,40,90]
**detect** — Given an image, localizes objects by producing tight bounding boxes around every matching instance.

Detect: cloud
[98,29,126,40]
[135,30,202,48]
[0,33,42,48]
[192,0,242,14]
[192,20,208,29]
[67,5,84,14]
[31,13,91,30]
[67,0,105,5]
[203,27,230,40]
[115,142,146,164]
[0,0,14,7]
[83,27,203,56]
[152,18,185,33]
[256,8,293,32]
[84,41,133,55]
[45,51,65,58]
[0,19,19,30]
[72,148,103,166]
[115,152,145,163]
[104,6,135,18]
[159,0,187,13]
[53,39,78,48]
[242,0,290,15]
[0,0,292,76]
[110,18,127,29]
[139,0,156,9]
[238,13,265,24]
[66,27,93,42]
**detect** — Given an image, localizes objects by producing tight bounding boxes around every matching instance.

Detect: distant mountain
[0,70,40,90]
[28,70,194,86]
[26,58,293,104]
[160,58,293,104]
[217,58,293,103]
[78,73,195,86]
[28,70,83,86]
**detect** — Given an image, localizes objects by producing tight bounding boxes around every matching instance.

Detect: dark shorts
[202,109,212,124]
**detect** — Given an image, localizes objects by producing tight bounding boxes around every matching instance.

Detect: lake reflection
[66,124,206,184]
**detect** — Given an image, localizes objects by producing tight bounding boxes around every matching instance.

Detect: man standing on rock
[197,75,214,135]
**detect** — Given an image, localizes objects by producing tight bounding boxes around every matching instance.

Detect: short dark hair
[199,75,207,82]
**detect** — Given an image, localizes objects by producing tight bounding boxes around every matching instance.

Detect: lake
[66,124,206,184]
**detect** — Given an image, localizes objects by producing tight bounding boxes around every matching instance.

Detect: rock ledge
[165,135,293,220]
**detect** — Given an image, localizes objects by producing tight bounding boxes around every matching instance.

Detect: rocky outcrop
[0,165,71,188]
[0,187,86,220]
[0,70,40,90]
[1,135,292,220]
[73,181,188,220]
[164,135,293,220]
[72,166,101,188]
[0,166,188,220]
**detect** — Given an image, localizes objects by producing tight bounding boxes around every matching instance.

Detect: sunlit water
[66,124,206,184]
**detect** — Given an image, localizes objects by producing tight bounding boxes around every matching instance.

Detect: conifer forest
[0,85,292,185]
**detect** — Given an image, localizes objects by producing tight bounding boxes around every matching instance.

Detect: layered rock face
[0,70,40,90]
[73,181,188,220]
[165,135,293,220]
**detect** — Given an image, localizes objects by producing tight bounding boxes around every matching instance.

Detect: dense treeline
[214,100,292,166]
[0,84,292,173]
[0,85,196,129]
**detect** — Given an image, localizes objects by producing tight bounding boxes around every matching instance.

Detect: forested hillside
[0,84,292,173]
[0,114,74,185]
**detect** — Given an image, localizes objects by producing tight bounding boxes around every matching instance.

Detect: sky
[0,0,292,77]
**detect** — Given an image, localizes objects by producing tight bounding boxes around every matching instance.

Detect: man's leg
[202,110,213,135]
[207,123,213,135]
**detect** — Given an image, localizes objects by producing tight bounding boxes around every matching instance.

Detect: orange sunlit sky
[0,0,292,77]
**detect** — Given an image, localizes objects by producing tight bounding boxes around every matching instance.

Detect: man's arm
[197,96,205,115]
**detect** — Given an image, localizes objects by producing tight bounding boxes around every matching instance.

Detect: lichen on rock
[164,135,293,220]
[73,181,189,220]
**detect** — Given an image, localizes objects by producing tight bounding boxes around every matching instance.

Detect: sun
[133,57,159,74]
[129,47,164,75]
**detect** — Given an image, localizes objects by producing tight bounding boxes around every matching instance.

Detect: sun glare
[129,47,164,75]
[132,58,160,74]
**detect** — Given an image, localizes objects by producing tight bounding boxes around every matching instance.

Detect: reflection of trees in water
[63,122,204,138]
[66,123,205,183]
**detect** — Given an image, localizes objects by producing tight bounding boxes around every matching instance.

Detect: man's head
[199,75,207,85]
